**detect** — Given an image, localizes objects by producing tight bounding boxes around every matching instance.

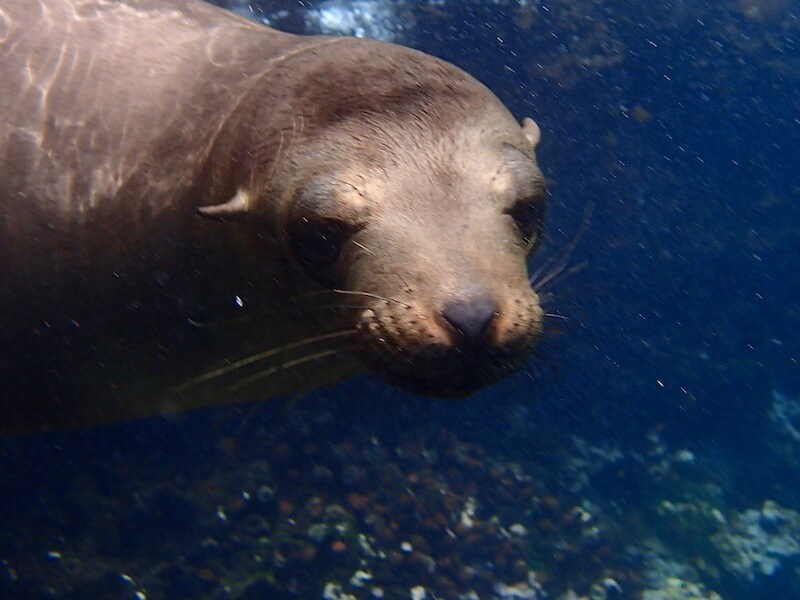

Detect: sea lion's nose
[442,294,497,342]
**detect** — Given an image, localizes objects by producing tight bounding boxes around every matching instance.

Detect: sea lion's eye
[506,196,546,248]
[287,177,365,276]
[500,145,547,251]
[287,215,355,271]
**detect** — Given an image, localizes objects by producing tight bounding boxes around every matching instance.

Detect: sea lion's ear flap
[521,117,541,149]
[197,189,251,221]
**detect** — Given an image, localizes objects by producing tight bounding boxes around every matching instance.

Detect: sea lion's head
[204,43,547,397]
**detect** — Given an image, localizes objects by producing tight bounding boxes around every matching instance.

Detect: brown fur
[0,0,546,433]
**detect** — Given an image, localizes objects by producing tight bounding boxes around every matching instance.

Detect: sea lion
[0,0,547,434]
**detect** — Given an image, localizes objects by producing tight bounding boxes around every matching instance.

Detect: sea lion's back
[1,0,264,215]
[0,0,316,434]
[0,0,302,296]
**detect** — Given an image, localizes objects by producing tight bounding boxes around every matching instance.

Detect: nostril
[442,294,497,341]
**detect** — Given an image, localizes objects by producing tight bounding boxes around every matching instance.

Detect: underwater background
[1,0,798,598]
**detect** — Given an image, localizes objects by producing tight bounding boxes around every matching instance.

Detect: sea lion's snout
[349,282,544,397]
[441,292,497,344]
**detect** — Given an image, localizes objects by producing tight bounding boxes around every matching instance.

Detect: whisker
[171,329,357,393]
[544,312,570,321]
[229,347,351,393]
[525,233,539,258]
[522,367,537,383]
[353,240,376,256]
[538,285,585,306]
[529,202,593,288]
[540,325,569,338]
[292,288,412,309]
[187,303,365,329]
[534,260,588,292]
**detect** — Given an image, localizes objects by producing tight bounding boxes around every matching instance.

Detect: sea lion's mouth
[349,293,542,397]
[372,348,528,398]
[355,328,533,398]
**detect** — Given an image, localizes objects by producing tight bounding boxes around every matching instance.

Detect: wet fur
[0,0,547,433]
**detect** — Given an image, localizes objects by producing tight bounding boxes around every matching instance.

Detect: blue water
[1,1,799,598]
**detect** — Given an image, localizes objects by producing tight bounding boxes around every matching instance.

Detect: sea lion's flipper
[140,349,363,424]
[0,349,362,435]
[0,295,363,435]
[522,117,541,148]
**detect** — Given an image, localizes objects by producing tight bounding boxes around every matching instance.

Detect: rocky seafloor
[2,387,800,599]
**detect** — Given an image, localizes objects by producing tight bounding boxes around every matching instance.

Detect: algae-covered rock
[711,500,800,581]
[768,390,800,469]
[642,577,721,600]
[656,498,727,559]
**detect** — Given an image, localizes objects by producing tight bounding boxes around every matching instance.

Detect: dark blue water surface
[1,1,798,598]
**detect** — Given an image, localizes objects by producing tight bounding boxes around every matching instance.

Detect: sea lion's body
[0,0,548,433]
